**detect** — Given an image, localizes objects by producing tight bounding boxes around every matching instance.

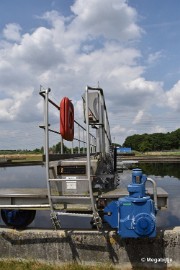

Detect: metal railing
[39,87,96,157]
[39,86,112,228]
[73,120,96,154]
[84,86,112,158]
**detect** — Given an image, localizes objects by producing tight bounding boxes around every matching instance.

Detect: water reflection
[139,163,180,229]
[119,164,180,229]
[0,164,179,229]
[0,165,46,188]
[0,165,92,229]
[139,163,180,179]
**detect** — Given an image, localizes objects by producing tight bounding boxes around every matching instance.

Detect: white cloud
[111,125,127,145]
[0,99,14,121]
[3,23,22,42]
[122,77,164,108]
[166,80,180,111]
[0,130,18,138]
[70,0,142,41]
[133,110,144,124]
[150,125,167,134]
[0,2,144,103]
[103,77,164,113]
[74,99,84,121]
[0,0,179,148]
[0,88,34,122]
[111,125,126,135]
[147,51,163,65]
[126,77,163,94]
[13,27,65,72]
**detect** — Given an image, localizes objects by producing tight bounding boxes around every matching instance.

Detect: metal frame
[38,86,103,227]
[38,86,113,228]
[84,86,113,226]
[84,86,111,157]
[0,86,168,229]
[39,89,96,157]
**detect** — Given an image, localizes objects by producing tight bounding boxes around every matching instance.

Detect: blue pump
[104,169,156,238]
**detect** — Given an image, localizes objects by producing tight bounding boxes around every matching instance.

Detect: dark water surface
[0,165,91,229]
[0,163,179,229]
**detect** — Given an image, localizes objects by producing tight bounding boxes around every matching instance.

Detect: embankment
[119,155,180,163]
[0,227,179,269]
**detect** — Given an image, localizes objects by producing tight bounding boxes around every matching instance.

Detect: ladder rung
[0,204,50,209]
[50,195,91,199]
[48,178,89,181]
[56,212,93,217]
[50,195,92,204]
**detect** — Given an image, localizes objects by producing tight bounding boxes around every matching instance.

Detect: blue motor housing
[104,169,156,238]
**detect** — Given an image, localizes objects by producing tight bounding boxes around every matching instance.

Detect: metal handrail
[85,86,112,156]
[39,88,96,155]
[39,85,112,229]
[84,85,112,228]
[147,177,158,210]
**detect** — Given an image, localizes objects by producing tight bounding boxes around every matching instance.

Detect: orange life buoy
[60,97,74,141]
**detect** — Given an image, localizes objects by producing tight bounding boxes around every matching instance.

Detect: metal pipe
[78,125,80,153]
[49,178,90,181]
[0,205,50,210]
[39,91,60,110]
[93,136,95,152]
[48,128,60,135]
[90,135,92,154]
[73,138,85,143]
[43,97,46,156]
[61,136,63,154]
[39,87,46,156]
[74,120,86,131]
[83,130,85,153]
[85,86,96,215]
[114,147,117,172]
[44,88,54,213]
[71,141,74,154]
[147,177,158,210]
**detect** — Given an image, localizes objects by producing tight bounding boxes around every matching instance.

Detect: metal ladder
[47,175,102,230]
[40,88,102,230]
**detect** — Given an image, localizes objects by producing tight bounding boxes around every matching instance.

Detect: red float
[60,97,74,141]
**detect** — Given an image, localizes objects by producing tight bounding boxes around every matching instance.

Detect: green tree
[123,128,180,151]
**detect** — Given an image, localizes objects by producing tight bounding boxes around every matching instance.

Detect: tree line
[0,143,85,155]
[0,148,44,155]
[123,128,180,152]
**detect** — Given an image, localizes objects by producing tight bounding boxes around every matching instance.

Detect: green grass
[134,151,180,156]
[13,155,43,162]
[0,260,179,270]
[0,154,43,162]
[0,261,116,270]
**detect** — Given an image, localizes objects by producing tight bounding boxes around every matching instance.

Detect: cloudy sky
[0,0,180,149]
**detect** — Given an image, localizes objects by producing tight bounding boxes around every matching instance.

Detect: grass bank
[0,261,115,270]
[0,260,179,270]
[135,151,180,156]
[0,154,43,162]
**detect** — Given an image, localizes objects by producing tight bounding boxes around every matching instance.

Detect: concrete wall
[0,227,179,269]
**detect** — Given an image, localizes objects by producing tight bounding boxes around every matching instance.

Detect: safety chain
[50,211,61,230]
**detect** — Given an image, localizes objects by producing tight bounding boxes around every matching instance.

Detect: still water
[120,163,180,229]
[0,163,179,229]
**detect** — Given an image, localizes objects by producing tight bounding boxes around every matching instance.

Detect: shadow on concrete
[121,232,167,269]
[0,227,178,269]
